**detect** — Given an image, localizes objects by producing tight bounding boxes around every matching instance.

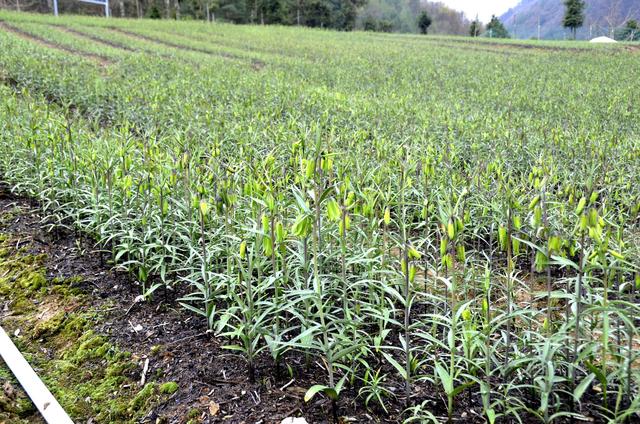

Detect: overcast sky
[440,0,522,22]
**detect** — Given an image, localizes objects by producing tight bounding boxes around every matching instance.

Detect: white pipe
[0,326,74,424]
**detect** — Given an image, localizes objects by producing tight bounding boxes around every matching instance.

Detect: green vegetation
[358,0,470,34]
[563,0,586,39]
[159,382,178,395]
[469,18,482,37]
[417,10,431,35]
[616,20,640,41]
[485,14,510,38]
[0,11,639,423]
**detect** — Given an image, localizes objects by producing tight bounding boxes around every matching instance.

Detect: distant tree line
[0,0,368,30]
[357,0,470,35]
[209,0,368,29]
[13,0,635,41]
[1,0,476,35]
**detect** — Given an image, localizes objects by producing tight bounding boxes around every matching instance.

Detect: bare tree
[603,0,639,38]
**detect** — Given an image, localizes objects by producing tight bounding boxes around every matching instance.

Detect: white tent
[590,36,617,43]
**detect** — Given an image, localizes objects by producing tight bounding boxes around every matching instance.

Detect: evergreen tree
[417,10,431,34]
[614,20,640,41]
[485,15,509,38]
[469,19,482,37]
[147,4,162,18]
[563,0,585,40]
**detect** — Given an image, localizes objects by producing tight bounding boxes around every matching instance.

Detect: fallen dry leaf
[209,400,220,416]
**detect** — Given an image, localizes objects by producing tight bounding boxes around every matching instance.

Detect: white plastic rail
[0,325,74,424]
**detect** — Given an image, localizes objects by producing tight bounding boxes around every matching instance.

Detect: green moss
[15,398,37,416]
[0,209,20,227]
[105,356,135,378]
[63,332,109,362]
[51,284,83,298]
[52,359,77,374]
[59,313,89,336]
[9,297,33,314]
[0,234,164,423]
[159,381,178,395]
[129,383,157,412]
[33,310,66,338]
[187,408,201,419]
[0,394,14,413]
[50,276,85,298]
[45,338,148,421]
[23,270,46,291]
[0,238,48,318]
[0,396,34,418]
[52,276,84,286]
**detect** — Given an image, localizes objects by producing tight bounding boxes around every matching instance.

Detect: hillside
[500,0,640,39]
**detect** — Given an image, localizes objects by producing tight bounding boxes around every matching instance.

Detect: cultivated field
[0,10,639,423]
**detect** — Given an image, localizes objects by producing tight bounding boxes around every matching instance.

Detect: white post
[53,0,58,16]
[0,327,74,424]
[105,0,110,17]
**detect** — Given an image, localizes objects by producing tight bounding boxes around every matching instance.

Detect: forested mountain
[500,0,640,39]
[356,0,469,34]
